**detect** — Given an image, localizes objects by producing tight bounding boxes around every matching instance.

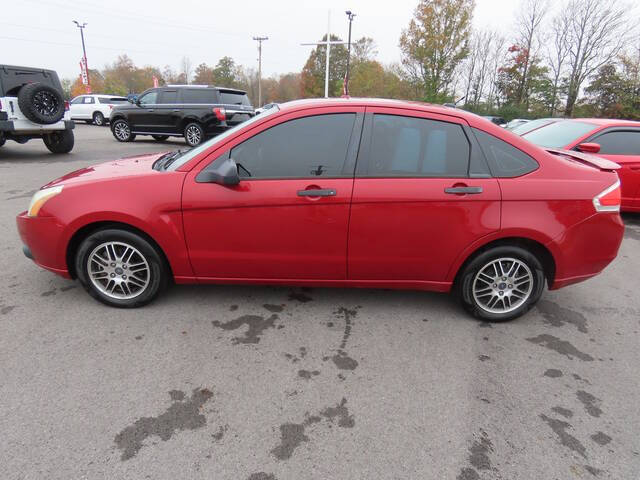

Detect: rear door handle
[444,186,483,194]
[297,189,337,197]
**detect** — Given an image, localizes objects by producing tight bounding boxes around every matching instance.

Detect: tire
[75,229,168,308]
[43,130,74,154]
[0,136,5,147]
[456,246,545,322]
[93,111,105,126]
[184,122,204,147]
[152,135,169,141]
[111,119,136,142]
[17,83,65,124]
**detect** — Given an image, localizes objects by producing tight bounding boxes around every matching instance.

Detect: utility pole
[344,11,356,96]
[253,36,268,107]
[73,20,90,94]
[301,11,348,98]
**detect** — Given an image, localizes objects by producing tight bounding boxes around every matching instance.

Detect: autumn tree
[301,34,349,97]
[399,0,474,102]
[70,69,105,98]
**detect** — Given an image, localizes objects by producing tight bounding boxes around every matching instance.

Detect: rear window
[511,118,554,136]
[523,120,595,148]
[474,129,538,177]
[98,97,127,104]
[0,66,62,96]
[219,91,250,106]
[181,89,217,104]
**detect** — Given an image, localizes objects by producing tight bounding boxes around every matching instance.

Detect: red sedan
[523,118,640,212]
[16,99,624,321]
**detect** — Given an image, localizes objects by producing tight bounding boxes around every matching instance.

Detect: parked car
[505,118,530,130]
[483,115,507,127]
[255,102,278,115]
[17,99,624,321]
[0,64,75,153]
[109,85,254,147]
[511,117,563,136]
[69,94,128,126]
[523,118,640,212]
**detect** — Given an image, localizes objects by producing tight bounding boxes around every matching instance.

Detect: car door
[82,96,95,119]
[69,96,85,119]
[182,107,364,279]
[348,108,501,284]
[155,88,181,133]
[583,129,640,210]
[131,90,159,132]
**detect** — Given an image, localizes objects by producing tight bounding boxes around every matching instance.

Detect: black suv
[109,85,254,146]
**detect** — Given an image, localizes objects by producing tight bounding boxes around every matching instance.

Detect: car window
[83,97,95,104]
[591,131,640,155]
[98,97,127,104]
[159,90,178,104]
[230,113,356,179]
[138,91,158,105]
[363,114,470,177]
[182,89,217,104]
[70,97,83,105]
[220,91,251,106]
[523,120,595,148]
[473,129,538,177]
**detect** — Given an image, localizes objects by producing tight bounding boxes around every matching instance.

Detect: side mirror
[576,142,601,154]
[196,157,240,185]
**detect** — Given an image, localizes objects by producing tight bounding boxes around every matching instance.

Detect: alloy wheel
[472,257,533,314]
[88,241,150,299]
[33,90,59,116]
[186,125,201,145]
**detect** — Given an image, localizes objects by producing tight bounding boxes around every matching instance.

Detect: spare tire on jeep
[17,83,65,124]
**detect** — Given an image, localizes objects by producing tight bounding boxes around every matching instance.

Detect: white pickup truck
[0,65,75,153]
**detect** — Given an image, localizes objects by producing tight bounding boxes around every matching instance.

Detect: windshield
[166,106,279,171]
[523,120,596,148]
[512,118,553,135]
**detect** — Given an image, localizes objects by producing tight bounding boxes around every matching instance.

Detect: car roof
[570,118,640,127]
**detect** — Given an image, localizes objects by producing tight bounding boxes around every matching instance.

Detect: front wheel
[112,119,136,142]
[75,229,168,308]
[457,246,545,322]
[93,111,106,126]
[43,130,74,153]
[184,122,204,147]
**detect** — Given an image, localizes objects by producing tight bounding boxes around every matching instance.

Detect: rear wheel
[43,130,74,153]
[457,246,545,322]
[75,229,168,308]
[152,135,169,141]
[112,119,135,142]
[93,111,105,126]
[184,122,204,147]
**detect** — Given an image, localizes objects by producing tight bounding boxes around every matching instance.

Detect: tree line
[64,0,639,120]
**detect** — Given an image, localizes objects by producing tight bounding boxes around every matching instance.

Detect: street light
[73,20,91,93]
[344,10,356,96]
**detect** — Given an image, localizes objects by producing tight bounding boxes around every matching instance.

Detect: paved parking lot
[1,124,639,479]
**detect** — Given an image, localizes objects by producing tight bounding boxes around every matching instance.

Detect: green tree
[213,56,240,87]
[193,63,215,85]
[300,34,348,97]
[399,0,474,102]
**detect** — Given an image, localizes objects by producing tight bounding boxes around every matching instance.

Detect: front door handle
[444,186,483,195]
[297,188,337,197]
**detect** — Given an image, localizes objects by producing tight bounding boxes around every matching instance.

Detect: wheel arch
[65,221,174,280]
[451,236,556,288]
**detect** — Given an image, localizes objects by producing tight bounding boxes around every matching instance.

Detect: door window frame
[355,107,491,179]
[158,89,178,104]
[138,90,158,106]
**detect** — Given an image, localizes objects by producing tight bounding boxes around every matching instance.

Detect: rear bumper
[0,119,74,132]
[548,212,624,289]
[16,211,70,278]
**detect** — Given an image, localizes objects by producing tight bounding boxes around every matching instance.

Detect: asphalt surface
[1,124,639,480]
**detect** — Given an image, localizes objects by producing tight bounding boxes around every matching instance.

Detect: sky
[2,0,523,82]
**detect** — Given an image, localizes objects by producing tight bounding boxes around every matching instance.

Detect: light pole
[344,11,356,96]
[73,20,91,93]
[253,36,268,107]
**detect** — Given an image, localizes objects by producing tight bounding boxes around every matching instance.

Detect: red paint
[17,99,624,297]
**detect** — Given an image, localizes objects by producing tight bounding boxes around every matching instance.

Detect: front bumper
[16,211,70,278]
[548,212,624,289]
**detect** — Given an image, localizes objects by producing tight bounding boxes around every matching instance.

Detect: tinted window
[591,131,640,155]
[474,129,538,177]
[364,114,470,177]
[220,91,251,106]
[231,113,355,178]
[138,91,158,105]
[182,89,217,104]
[523,120,595,148]
[98,97,127,104]
[159,90,178,104]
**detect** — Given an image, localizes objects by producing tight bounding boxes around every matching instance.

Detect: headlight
[28,185,63,217]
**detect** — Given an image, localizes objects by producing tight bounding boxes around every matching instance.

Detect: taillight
[213,107,226,122]
[64,101,70,111]
[593,180,621,212]
[109,105,113,109]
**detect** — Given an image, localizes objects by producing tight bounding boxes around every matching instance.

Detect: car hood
[42,151,170,188]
